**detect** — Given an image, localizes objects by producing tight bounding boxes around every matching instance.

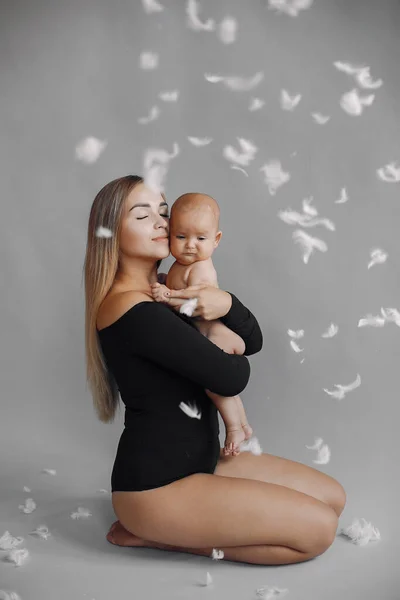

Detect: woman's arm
[166,286,263,356]
[218,292,263,356]
[114,300,251,397]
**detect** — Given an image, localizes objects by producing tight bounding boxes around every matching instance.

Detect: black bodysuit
[97,292,263,492]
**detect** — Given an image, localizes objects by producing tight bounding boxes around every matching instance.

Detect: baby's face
[169,209,220,265]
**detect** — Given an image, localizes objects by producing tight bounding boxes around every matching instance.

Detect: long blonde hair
[83,175,163,423]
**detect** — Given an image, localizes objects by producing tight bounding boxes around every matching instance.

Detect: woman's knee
[303,503,339,556]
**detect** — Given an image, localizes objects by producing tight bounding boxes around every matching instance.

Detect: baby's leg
[197,320,252,456]
[205,389,246,457]
[235,395,253,441]
[202,320,245,355]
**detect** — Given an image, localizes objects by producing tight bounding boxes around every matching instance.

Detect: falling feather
[225,71,264,91]
[340,89,375,116]
[306,437,323,451]
[186,0,215,31]
[179,401,202,419]
[158,90,179,102]
[205,71,264,91]
[321,323,338,338]
[28,525,50,540]
[367,248,387,269]
[355,67,383,90]
[323,374,361,400]
[334,187,348,204]
[381,307,400,326]
[290,340,303,353]
[141,0,164,13]
[139,51,159,70]
[96,488,109,494]
[268,0,314,17]
[311,112,330,124]
[249,97,265,111]
[313,444,330,464]
[218,16,238,44]
[0,531,24,551]
[95,226,113,238]
[179,298,198,316]
[278,205,335,232]
[358,313,386,328]
[187,136,213,146]
[143,143,179,193]
[255,585,289,599]
[0,591,22,600]
[288,328,304,339]
[280,89,302,111]
[138,105,160,124]
[204,73,223,83]
[292,230,328,264]
[240,436,262,455]
[22,487,30,492]
[75,137,107,164]
[211,548,224,560]
[71,507,92,519]
[202,572,213,586]
[3,548,29,567]
[18,498,36,514]
[339,517,380,546]
[334,60,367,75]
[260,160,291,195]
[376,161,400,182]
[223,138,257,167]
[41,469,57,475]
[334,62,383,90]
[302,196,318,217]
[231,165,249,176]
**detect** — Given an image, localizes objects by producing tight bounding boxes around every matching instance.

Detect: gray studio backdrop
[1,0,400,597]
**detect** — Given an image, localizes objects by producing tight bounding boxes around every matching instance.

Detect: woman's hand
[165,284,232,321]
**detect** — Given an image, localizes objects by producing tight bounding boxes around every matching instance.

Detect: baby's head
[169,193,222,265]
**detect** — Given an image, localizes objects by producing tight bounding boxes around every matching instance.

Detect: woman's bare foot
[242,422,253,440]
[106,520,146,547]
[223,427,246,457]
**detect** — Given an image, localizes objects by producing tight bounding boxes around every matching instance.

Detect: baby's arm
[186,259,218,288]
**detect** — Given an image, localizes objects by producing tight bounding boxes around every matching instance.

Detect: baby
[151,192,253,457]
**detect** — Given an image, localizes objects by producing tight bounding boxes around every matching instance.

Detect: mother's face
[118,183,170,261]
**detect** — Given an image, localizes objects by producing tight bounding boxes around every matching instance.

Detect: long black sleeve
[114,301,251,397]
[219,292,263,356]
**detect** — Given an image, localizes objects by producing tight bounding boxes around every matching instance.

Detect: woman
[84,175,346,565]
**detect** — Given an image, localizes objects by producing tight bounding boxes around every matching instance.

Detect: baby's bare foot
[224,427,246,457]
[106,520,146,547]
[242,423,253,440]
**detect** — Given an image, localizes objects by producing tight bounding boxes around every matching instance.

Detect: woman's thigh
[112,472,337,553]
[214,448,346,516]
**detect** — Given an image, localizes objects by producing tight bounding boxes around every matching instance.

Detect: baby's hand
[150,282,171,303]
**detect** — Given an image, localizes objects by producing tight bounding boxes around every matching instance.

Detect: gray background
[1,0,399,598]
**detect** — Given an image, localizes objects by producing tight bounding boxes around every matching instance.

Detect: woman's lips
[153,237,169,242]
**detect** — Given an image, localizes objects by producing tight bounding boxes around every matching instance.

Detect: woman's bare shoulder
[97,291,154,330]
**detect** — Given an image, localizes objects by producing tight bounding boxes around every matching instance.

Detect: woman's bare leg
[107,520,322,565]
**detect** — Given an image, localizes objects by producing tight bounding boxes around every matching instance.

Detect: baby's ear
[214,230,222,246]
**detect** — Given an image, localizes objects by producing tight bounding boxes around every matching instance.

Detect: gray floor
[1,0,400,597]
